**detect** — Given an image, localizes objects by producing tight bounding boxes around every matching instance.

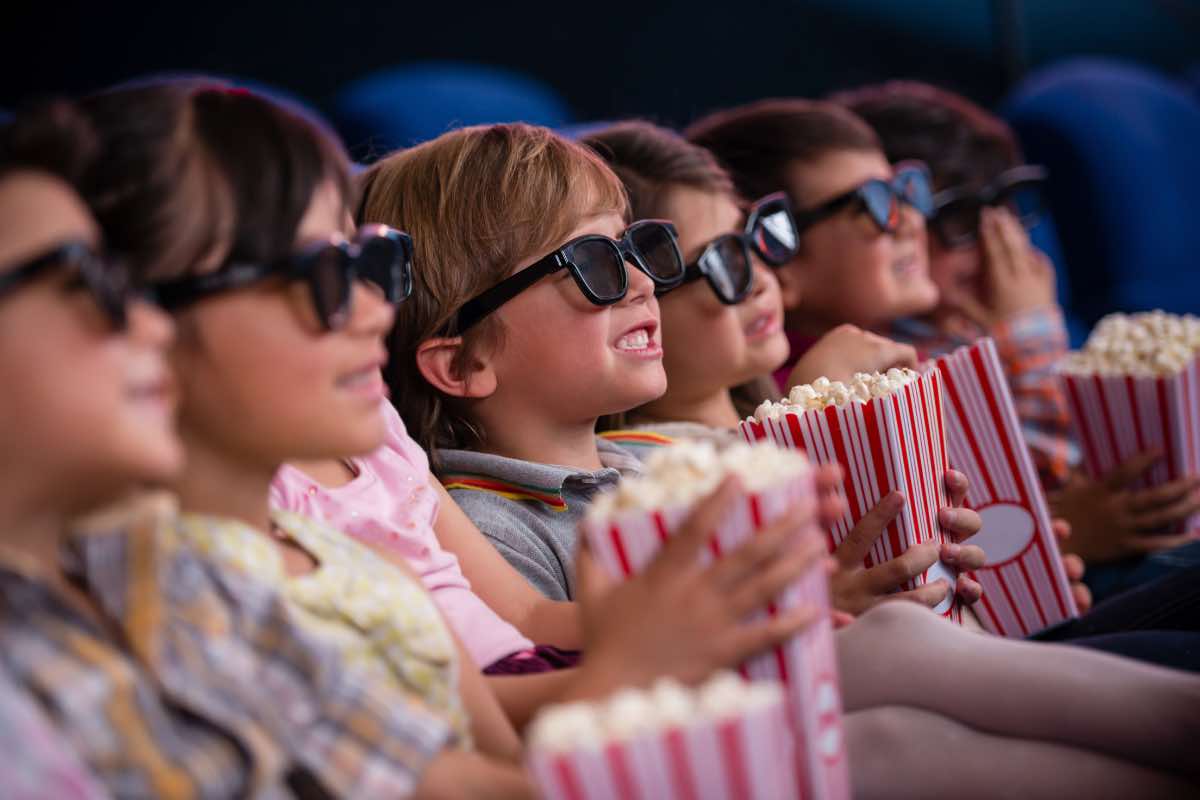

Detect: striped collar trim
[598,430,675,447]
[439,472,569,512]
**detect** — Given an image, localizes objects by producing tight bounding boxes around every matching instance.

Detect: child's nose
[624,260,656,303]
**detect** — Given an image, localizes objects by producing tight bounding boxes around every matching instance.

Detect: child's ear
[415,337,498,400]
[775,260,806,312]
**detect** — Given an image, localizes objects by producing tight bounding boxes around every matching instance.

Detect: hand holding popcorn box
[930,338,1079,637]
[526,673,797,800]
[578,442,849,800]
[739,369,962,622]
[1059,312,1200,534]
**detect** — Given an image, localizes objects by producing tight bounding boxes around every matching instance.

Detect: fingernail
[944,542,962,559]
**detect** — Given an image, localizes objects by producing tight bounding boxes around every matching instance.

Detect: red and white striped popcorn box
[527,693,797,800]
[578,474,850,800]
[737,370,962,623]
[929,338,1079,637]
[1059,355,1200,534]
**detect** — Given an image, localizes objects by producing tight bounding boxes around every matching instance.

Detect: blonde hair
[358,123,629,454]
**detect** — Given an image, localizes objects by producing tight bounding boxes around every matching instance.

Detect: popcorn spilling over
[526,672,783,753]
[1061,311,1200,376]
[752,368,921,422]
[588,440,809,517]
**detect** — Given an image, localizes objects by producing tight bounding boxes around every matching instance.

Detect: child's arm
[413,751,535,800]
[432,479,581,649]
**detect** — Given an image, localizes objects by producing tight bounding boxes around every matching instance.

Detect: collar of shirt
[435,437,642,512]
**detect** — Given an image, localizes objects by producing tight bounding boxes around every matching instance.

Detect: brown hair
[831,80,1021,192]
[581,121,778,430]
[0,101,98,187]
[685,98,881,208]
[357,123,629,455]
[77,78,353,283]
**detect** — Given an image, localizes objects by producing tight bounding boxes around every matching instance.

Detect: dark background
[4,0,1199,127]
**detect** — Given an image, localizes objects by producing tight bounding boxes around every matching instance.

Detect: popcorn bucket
[931,339,1079,636]
[739,371,961,622]
[527,693,796,800]
[1059,355,1200,534]
[578,474,849,800]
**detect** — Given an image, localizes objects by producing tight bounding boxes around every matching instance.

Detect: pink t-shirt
[270,402,534,669]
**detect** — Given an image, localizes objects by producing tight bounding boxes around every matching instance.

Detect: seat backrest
[334,62,572,159]
[1003,57,1200,327]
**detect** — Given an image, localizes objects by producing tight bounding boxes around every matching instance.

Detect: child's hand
[785,324,918,389]
[1048,450,1200,564]
[829,470,985,615]
[942,207,1057,327]
[574,476,829,690]
[1050,517,1093,613]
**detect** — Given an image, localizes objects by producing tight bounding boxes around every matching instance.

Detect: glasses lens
[932,199,982,247]
[999,184,1044,229]
[629,222,684,286]
[571,238,626,302]
[749,199,799,265]
[357,234,410,303]
[860,181,899,232]
[308,246,353,329]
[895,167,933,217]
[702,237,753,304]
[78,250,129,329]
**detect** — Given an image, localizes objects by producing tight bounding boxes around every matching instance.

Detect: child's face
[483,211,667,422]
[928,235,984,309]
[657,186,788,399]
[780,150,939,329]
[0,172,181,510]
[170,180,396,466]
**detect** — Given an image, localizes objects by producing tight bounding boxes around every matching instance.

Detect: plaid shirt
[890,307,1079,489]
[0,497,458,798]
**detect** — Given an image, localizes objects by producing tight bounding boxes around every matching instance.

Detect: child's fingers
[1071,582,1094,614]
[979,208,1009,281]
[1126,476,1200,513]
[706,505,814,590]
[865,541,939,594]
[994,207,1031,275]
[1129,490,1200,532]
[941,542,986,570]
[1127,531,1197,554]
[1103,449,1163,491]
[725,605,820,663]
[938,506,982,542]
[943,469,970,507]
[1061,553,1086,582]
[651,476,743,575]
[836,492,904,567]
[887,579,952,610]
[726,538,827,618]
[1051,518,1072,542]
[954,575,984,604]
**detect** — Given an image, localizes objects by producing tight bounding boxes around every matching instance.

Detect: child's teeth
[618,329,650,350]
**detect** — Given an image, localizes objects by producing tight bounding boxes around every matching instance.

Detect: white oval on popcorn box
[971,503,1038,566]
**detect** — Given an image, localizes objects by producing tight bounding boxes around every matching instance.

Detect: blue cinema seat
[1002,58,1200,329]
[334,62,572,159]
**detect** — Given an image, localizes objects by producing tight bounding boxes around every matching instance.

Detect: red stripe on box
[1064,377,1103,479]
[974,575,1008,637]
[718,719,753,800]
[609,524,633,577]
[665,728,699,800]
[862,401,905,564]
[603,742,639,800]
[1157,378,1179,483]
[652,511,670,545]
[1013,551,1049,630]
[1093,374,1121,469]
[892,393,924,568]
[972,347,1030,508]
[824,407,864,545]
[904,383,935,547]
[1125,376,1148,456]
[553,755,588,800]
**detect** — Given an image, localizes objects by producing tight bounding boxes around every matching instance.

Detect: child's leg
[845,706,1196,799]
[837,602,1200,774]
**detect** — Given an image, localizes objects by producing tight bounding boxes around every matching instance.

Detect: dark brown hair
[78,78,353,283]
[581,121,778,428]
[0,101,98,186]
[831,80,1021,192]
[685,98,881,207]
[357,123,629,455]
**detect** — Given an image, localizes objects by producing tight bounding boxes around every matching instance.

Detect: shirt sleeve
[990,305,1078,489]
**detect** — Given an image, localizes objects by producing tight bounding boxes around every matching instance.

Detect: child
[0,100,502,797]
[581,120,989,616]
[358,119,1200,793]
[837,80,1200,597]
